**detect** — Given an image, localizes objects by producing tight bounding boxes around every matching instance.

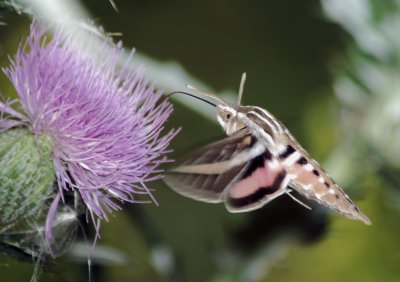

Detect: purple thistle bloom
[0,21,177,246]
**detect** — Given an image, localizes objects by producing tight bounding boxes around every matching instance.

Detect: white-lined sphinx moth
[165,73,371,225]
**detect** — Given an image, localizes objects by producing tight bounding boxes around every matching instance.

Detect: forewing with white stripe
[164,128,258,202]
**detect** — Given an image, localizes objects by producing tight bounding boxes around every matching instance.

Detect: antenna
[237,72,246,105]
[186,84,229,106]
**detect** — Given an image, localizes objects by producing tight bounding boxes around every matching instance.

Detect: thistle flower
[0,21,177,248]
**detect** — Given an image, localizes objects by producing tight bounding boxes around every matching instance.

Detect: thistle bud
[0,128,54,231]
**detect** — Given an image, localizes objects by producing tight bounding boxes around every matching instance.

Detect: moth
[165,73,371,225]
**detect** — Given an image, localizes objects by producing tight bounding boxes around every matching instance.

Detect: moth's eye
[226,113,232,120]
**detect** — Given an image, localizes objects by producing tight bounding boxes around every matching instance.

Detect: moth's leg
[285,188,312,210]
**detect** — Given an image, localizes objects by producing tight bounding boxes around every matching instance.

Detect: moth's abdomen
[278,144,371,225]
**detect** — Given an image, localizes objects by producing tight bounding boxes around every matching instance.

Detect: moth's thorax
[216,105,246,135]
[218,104,285,135]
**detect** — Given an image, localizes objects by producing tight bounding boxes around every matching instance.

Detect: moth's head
[216,105,245,135]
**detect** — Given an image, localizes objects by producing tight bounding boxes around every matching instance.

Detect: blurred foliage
[1,0,400,282]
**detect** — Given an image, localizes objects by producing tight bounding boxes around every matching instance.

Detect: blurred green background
[1,0,400,281]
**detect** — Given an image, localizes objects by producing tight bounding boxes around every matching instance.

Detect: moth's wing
[164,128,260,203]
[165,128,291,211]
[224,153,290,213]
